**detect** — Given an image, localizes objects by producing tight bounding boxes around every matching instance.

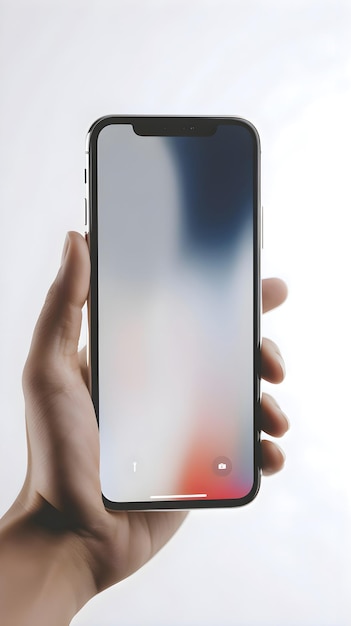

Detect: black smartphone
[86,116,261,510]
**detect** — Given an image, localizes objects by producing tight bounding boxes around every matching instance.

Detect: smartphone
[86,116,261,510]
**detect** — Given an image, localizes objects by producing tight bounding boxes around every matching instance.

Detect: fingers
[26,232,90,366]
[262,278,288,313]
[261,279,286,382]
[260,279,288,475]
[259,393,288,475]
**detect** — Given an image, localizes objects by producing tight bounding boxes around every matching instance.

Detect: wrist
[0,505,96,625]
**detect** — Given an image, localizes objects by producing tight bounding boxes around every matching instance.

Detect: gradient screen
[92,119,259,507]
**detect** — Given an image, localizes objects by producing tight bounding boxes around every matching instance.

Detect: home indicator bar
[150,494,208,499]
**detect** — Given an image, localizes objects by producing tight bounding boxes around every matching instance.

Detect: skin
[0,232,289,625]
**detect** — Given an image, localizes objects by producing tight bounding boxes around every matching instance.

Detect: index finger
[262,278,288,313]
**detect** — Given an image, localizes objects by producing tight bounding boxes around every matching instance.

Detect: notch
[133,118,217,137]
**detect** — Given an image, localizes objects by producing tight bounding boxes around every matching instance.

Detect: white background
[0,1,350,625]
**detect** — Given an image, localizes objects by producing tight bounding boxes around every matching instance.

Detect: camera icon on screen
[213,456,232,476]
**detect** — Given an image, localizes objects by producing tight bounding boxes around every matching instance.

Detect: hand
[0,232,288,624]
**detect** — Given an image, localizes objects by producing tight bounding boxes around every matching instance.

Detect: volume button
[84,198,88,227]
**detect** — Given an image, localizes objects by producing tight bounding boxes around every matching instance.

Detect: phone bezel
[86,116,261,510]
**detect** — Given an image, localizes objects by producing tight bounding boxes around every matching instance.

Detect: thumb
[24,231,90,377]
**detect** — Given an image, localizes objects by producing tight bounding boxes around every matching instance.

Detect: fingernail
[262,443,286,476]
[268,394,281,409]
[276,353,286,378]
[61,233,70,265]
[281,411,290,430]
[276,443,286,463]
[267,395,290,430]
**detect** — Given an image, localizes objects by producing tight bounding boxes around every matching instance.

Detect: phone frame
[85,116,262,510]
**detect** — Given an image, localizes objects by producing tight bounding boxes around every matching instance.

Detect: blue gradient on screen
[167,127,252,255]
[97,123,255,503]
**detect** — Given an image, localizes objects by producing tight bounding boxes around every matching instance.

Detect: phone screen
[88,118,260,508]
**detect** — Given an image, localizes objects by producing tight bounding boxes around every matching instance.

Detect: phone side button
[84,198,88,226]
